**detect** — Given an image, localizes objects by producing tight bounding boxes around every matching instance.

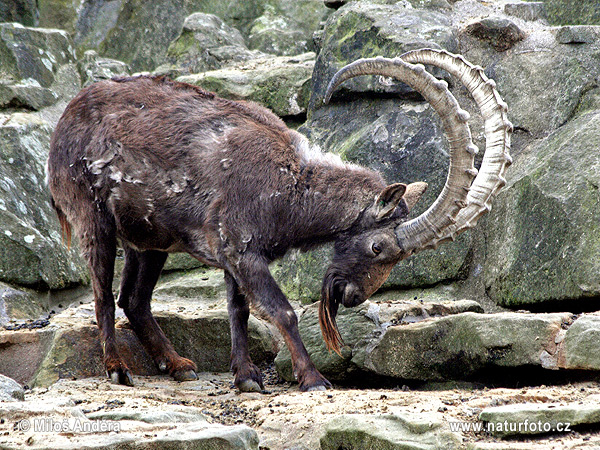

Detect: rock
[463,20,600,139]
[37,0,79,34]
[0,0,38,26]
[364,312,571,381]
[86,407,208,423]
[30,304,277,387]
[77,50,130,87]
[0,23,78,92]
[98,0,199,72]
[308,2,457,112]
[94,0,326,73]
[543,0,600,26]
[162,13,264,77]
[275,297,483,382]
[479,402,600,438]
[153,267,227,301]
[556,25,600,44]
[320,413,461,450]
[162,253,205,272]
[247,2,329,56]
[2,402,259,449]
[463,17,526,52]
[0,326,56,385]
[73,0,123,50]
[0,113,88,290]
[0,80,58,111]
[0,283,47,325]
[177,53,314,117]
[504,2,546,23]
[558,315,600,371]
[0,374,25,401]
[484,111,600,307]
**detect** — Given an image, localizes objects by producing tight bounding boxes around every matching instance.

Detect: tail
[51,197,72,249]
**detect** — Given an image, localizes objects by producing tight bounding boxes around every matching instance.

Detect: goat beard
[319,272,345,355]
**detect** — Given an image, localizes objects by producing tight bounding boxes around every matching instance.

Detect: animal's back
[47,75,296,255]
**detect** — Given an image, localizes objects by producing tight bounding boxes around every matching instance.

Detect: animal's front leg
[234,255,332,392]
[225,271,264,392]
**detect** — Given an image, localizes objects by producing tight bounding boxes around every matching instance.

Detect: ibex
[47,49,511,392]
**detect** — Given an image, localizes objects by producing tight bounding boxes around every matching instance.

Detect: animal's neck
[290,160,385,247]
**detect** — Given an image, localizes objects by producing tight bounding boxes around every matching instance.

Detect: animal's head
[319,49,513,353]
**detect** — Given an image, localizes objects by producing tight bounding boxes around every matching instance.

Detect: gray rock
[77,50,130,87]
[484,111,600,307]
[73,0,123,50]
[87,407,208,424]
[480,402,600,438]
[37,0,79,34]
[275,298,483,382]
[463,17,526,52]
[248,2,329,56]
[0,23,78,98]
[0,0,38,26]
[177,53,314,117]
[308,2,457,112]
[0,80,58,111]
[556,25,600,44]
[0,374,25,401]
[163,13,264,76]
[364,312,571,381]
[504,2,546,23]
[559,315,600,371]
[0,113,88,290]
[320,413,461,450]
[30,307,276,387]
[153,267,227,301]
[543,0,600,26]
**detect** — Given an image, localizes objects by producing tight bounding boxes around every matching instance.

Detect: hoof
[172,369,198,382]
[305,385,328,392]
[108,367,134,386]
[237,379,263,393]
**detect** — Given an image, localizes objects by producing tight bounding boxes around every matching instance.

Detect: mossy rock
[484,110,600,307]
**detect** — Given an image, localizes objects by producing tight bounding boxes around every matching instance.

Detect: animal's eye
[372,243,382,255]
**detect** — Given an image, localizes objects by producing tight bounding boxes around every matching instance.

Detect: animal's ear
[375,183,406,221]
[403,182,428,212]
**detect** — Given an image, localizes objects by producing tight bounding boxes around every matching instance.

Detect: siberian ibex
[47,49,511,392]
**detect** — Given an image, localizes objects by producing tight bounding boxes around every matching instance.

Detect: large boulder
[543,0,600,26]
[484,110,600,307]
[178,53,314,117]
[320,414,461,450]
[275,297,484,382]
[160,13,265,77]
[466,25,600,139]
[0,113,88,290]
[308,2,457,112]
[247,1,330,56]
[0,0,38,26]
[0,23,80,110]
[29,302,277,387]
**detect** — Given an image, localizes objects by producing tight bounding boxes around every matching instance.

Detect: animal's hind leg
[118,246,198,381]
[225,271,264,392]
[81,209,133,386]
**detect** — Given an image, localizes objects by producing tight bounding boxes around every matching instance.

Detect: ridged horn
[323,49,512,255]
[397,48,512,252]
[324,51,479,254]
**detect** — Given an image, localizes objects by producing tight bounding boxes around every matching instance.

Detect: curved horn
[324,52,479,254]
[398,49,512,252]
[323,49,512,255]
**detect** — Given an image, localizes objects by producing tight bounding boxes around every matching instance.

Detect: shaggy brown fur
[47,76,425,391]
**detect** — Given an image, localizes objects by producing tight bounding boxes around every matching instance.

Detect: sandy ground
[3,365,600,450]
